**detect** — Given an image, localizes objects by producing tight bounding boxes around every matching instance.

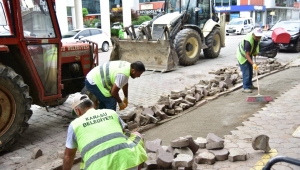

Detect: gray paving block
[184,135,199,154]
[156,148,174,168]
[142,108,155,116]
[185,95,196,103]
[144,160,159,170]
[228,148,247,162]
[171,138,190,148]
[252,134,271,152]
[194,151,216,165]
[173,147,193,158]
[140,115,150,126]
[165,108,175,115]
[119,111,136,122]
[206,133,224,149]
[145,139,162,153]
[195,137,207,148]
[172,154,193,169]
[194,93,201,102]
[147,152,157,160]
[179,103,189,110]
[31,148,43,159]
[208,149,229,161]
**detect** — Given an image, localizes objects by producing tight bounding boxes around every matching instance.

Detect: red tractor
[0,0,98,151]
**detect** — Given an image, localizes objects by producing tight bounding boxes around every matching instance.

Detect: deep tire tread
[203,27,221,59]
[0,64,32,152]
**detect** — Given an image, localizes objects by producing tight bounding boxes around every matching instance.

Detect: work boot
[250,85,258,89]
[242,89,252,93]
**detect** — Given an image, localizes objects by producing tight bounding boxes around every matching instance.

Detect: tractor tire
[203,27,221,59]
[175,28,201,66]
[0,65,32,152]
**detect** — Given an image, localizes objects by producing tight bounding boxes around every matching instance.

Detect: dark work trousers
[239,60,253,89]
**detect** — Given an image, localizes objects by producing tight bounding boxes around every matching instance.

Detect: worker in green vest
[236,28,262,93]
[85,60,145,111]
[63,94,148,170]
[118,26,124,39]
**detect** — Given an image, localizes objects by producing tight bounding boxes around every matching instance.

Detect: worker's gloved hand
[123,97,128,106]
[118,102,127,110]
[253,64,258,70]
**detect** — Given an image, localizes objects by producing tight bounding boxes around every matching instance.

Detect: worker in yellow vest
[236,28,263,93]
[85,60,145,111]
[63,94,148,170]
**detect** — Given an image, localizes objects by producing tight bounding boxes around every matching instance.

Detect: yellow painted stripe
[292,126,300,138]
[250,148,278,170]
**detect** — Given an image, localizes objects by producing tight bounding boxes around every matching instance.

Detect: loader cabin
[164,0,218,28]
[0,0,63,103]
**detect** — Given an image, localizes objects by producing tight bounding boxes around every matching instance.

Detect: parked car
[264,20,300,52]
[226,18,254,35]
[61,28,111,52]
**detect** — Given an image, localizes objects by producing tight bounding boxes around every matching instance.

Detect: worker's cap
[71,94,89,110]
[253,28,264,37]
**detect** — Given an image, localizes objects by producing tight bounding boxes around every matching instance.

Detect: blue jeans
[239,61,253,89]
[84,79,117,111]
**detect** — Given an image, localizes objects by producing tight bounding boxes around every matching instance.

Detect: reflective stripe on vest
[99,62,113,91]
[84,134,141,170]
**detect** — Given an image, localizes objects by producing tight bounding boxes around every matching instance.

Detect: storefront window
[223,0,229,6]
[230,0,237,5]
[215,0,221,6]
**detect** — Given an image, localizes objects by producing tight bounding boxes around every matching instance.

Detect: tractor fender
[202,19,220,38]
[183,24,204,44]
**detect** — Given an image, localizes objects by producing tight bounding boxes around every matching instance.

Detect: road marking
[292,126,300,138]
[250,148,278,170]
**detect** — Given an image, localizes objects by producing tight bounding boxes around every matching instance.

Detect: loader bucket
[110,38,179,72]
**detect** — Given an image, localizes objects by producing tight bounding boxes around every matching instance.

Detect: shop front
[215,5,266,25]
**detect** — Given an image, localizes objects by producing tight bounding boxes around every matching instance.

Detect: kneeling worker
[63,94,148,170]
[85,60,145,111]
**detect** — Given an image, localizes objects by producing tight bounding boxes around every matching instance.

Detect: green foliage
[82,8,89,18]
[111,29,119,37]
[132,15,152,25]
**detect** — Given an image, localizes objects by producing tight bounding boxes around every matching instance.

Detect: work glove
[253,64,258,71]
[123,97,128,106]
[118,102,127,110]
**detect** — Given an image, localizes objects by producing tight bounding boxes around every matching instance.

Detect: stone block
[145,139,162,153]
[170,93,182,99]
[134,106,144,125]
[215,76,225,81]
[172,154,193,169]
[147,152,157,160]
[219,81,228,89]
[195,137,207,148]
[228,148,247,162]
[173,147,193,158]
[171,138,190,148]
[206,133,224,149]
[31,148,43,159]
[144,160,160,170]
[185,95,196,103]
[194,151,216,165]
[179,103,189,110]
[140,115,150,126]
[208,149,229,161]
[175,106,183,114]
[119,111,136,122]
[184,135,199,154]
[128,122,139,130]
[198,80,208,85]
[142,108,155,116]
[252,134,271,152]
[165,108,175,115]
[224,77,233,87]
[194,93,201,102]
[157,94,170,105]
[156,148,174,168]
[182,100,194,107]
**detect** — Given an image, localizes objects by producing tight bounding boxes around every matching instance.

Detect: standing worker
[85,60,145,111]
[63,94,148,170]
[236,28,263,93]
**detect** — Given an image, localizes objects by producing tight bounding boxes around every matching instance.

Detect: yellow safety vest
[236,33,260,64]
[89,61,131,97]
[71,108,147,170]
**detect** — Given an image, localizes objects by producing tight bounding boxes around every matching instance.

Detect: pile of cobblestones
[119,58,286,130]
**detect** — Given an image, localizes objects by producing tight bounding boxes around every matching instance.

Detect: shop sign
[137,9,161,15]
[215,5,266,12]
[141,4,153,10]
[112,7,122,12]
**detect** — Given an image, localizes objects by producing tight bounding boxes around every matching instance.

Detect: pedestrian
[85,60,145,111]
[63,94,148,170]
[236,28,263,93]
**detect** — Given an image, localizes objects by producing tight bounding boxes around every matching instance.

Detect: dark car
[264,20,300,52]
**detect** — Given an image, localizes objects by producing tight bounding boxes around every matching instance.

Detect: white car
[61,28,111,52]
[226,18,254,35]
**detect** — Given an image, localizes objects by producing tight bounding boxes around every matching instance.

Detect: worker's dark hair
[131,61,146,72]
[77,97,93,110]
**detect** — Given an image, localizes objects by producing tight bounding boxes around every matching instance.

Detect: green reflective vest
[90,61,131,97]
[236,33,260,65]
[71,108,148,170]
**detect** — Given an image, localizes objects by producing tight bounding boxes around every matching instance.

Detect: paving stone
[144,160,160,170]
[208,149,229,161]
[165,108,175,115]
[142,108,155,116]
[228,148,247,162]
[194,151,216,165]
[173,147,193,158]
[195,137,207,148]
[179,103,189,110]
[151,105,169,120]
[206,133,224,150]
[127,122,139,130]
[194,93,201,102]
[156,148,174,168]
[157,94,170,105]
[183,135,199,154]
[134,106,144,125]
[140,115,151,126]
[170,138,190,148]
[172,154,193,169]
[185,95,196,103]
[175,106,183,114]
[31,148,43,159]
[181,100,194,107]
[252,134,271,152]
[145,139,162,153]
[219,81,228,89]
[147,152,157,160]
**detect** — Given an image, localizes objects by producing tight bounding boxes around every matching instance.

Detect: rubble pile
[143,133,247,170]
[120,59,286,130]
